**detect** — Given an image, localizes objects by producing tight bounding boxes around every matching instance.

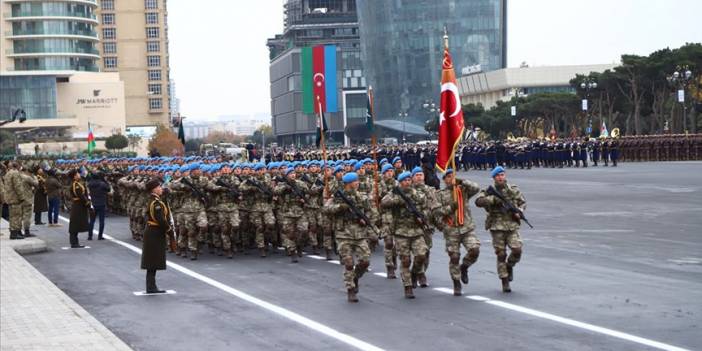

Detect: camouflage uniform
[239,175,276,252]
[476,182,526,291]
[208,175,241,257]
[433,179,481,293]
[378,176,398,277]
[168,175,210,258]
[19,171,38,233]
[381,185,429,296]
[273,176,309,260]
[3,168,34,234]
[323,188,372,300]
[303,173,324,254]
[412,181,439,278]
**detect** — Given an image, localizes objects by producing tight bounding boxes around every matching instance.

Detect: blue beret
[442,168,454,178]
[411,166,423,176]
[491,166,505,178]
[379,158,388,165]
[354,162,363,171]
[254,163,265,171]
[381,164,394,174]
[397,171,412,182]
[342,172,359,184]
[334,165,344,174]
[267,162,277,170]
[392,156,402,164]
[285,167,295,176]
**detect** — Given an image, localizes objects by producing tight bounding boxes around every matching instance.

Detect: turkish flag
[436,41,465,172]
[312,45,327,114]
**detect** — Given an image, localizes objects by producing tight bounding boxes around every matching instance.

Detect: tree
[104,133,129,150]
[0,130,15,155]
[127,134,142,151]
[204,131,245,145]
[148,124,184,156]
[248,124,274,147]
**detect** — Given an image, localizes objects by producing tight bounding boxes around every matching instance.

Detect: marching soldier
[475,166,527,293]
[410,166,438,288]
[378,164,398,278]
[323,172,373,303]
[433,169,481,296]
[273,167,309,262]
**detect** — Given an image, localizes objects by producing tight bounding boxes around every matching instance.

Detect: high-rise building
[357,0,507,126]
[169,78,179,119]
[95,0,170,128]
[267,0,366,146]
[1,0,127,154]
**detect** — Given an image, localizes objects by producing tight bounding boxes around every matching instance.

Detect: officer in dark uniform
[68,169,91,248]
[141,178,171,294]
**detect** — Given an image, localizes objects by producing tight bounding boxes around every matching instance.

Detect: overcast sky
[168,0,702,121]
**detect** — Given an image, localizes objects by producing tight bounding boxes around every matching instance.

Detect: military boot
[501,278,511,293]
[347,289,359,303]
[216,247,223,256]
[353,277,359,294]
[312,246,319,255]
[460,264,469,284]
[190,250,198,261]
[208,243,215,255]
[297,246,303,257]
[23,229,34,238]
[290,252,298,263]
[386,266,397,279]
[507,265,514,282]
[452,279,462,296]
[260,248,267,257]
[404,286,415,299]
[418,273,428,288]
[325,249,333,261]
[411,272,418,289]
[226,249,234,259]
[10,230,25,240]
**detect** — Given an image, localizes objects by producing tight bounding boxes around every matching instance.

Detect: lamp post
[667,65,694,133]
[422,99,437,140]
[398,111,408,144]
[580,78,597,136]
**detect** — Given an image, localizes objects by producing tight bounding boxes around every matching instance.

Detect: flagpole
[317,96,329,199]
[369,86,380,209]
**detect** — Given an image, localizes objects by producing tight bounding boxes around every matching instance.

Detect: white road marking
[373,272,387,278]
[58,216,384,351]
[133,290,177,296]
[60,246,90,250]
[327,260,341,265]
[306,255,326,260]
[432,286,689,351]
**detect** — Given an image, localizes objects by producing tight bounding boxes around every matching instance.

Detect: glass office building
[6,0,100,71]
[356,0,507,125]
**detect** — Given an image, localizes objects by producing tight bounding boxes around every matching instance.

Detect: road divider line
[58,216,384,351]
[432,286,689,351]
[373,272,387,278]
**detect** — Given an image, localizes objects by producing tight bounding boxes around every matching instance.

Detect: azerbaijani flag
[301,45,338,114]
[87,122,96,155]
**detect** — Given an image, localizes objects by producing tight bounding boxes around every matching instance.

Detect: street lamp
[510,87,523,117]
[580,78,597,136]
[667,65,694,133]
[398,111,408,144]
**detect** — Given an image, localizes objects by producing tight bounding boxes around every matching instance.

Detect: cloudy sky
[167,0,702,121]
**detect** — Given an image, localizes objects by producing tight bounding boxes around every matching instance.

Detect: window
[103,42,116,54]
[149,98,162,110]
[148,83,162,95]
[104,57,117,68]
[102,13,115,25]
[145,0,158,9]
[148,69,162,81]
[146,27,159,38]
[147,55,160,67]
[146,13,158,24]
[102,28,115,40]
[146,41,160,52]
[101,0,114,10]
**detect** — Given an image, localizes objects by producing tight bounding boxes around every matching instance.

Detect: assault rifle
[486,185,533,228]
[245,178,272,197]
[215,178,241,198]
[181,177,208,205]
[392,186,430,231]
[166,204,177,252]
[334,189,381,237]
[275,176,306,203]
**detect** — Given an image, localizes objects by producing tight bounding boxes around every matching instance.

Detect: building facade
[356,0,507,126]
[1,0,100,71]
[458,64,618,108]
[267,0,366,146]
[95,0,170,128]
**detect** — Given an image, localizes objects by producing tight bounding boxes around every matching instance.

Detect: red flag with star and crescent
[436,36,465,172]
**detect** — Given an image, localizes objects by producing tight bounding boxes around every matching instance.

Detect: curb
[0,219,48,255]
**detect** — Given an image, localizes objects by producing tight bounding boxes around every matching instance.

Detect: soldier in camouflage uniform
[323,172,373,303]
[410,166,439,288]
[433,169,481,296]
[381,171,429,299]
[239,164,276,256]
[19,166,39,237]
[4,162,37,239]
[378,164,398,279]
[211,164,241,258]
[167,166,210,260]
[273,167,309,262]
[475,166,527,293]
[301,162,325,255]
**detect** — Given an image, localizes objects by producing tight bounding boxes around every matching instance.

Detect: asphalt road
[24,162,702,351]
